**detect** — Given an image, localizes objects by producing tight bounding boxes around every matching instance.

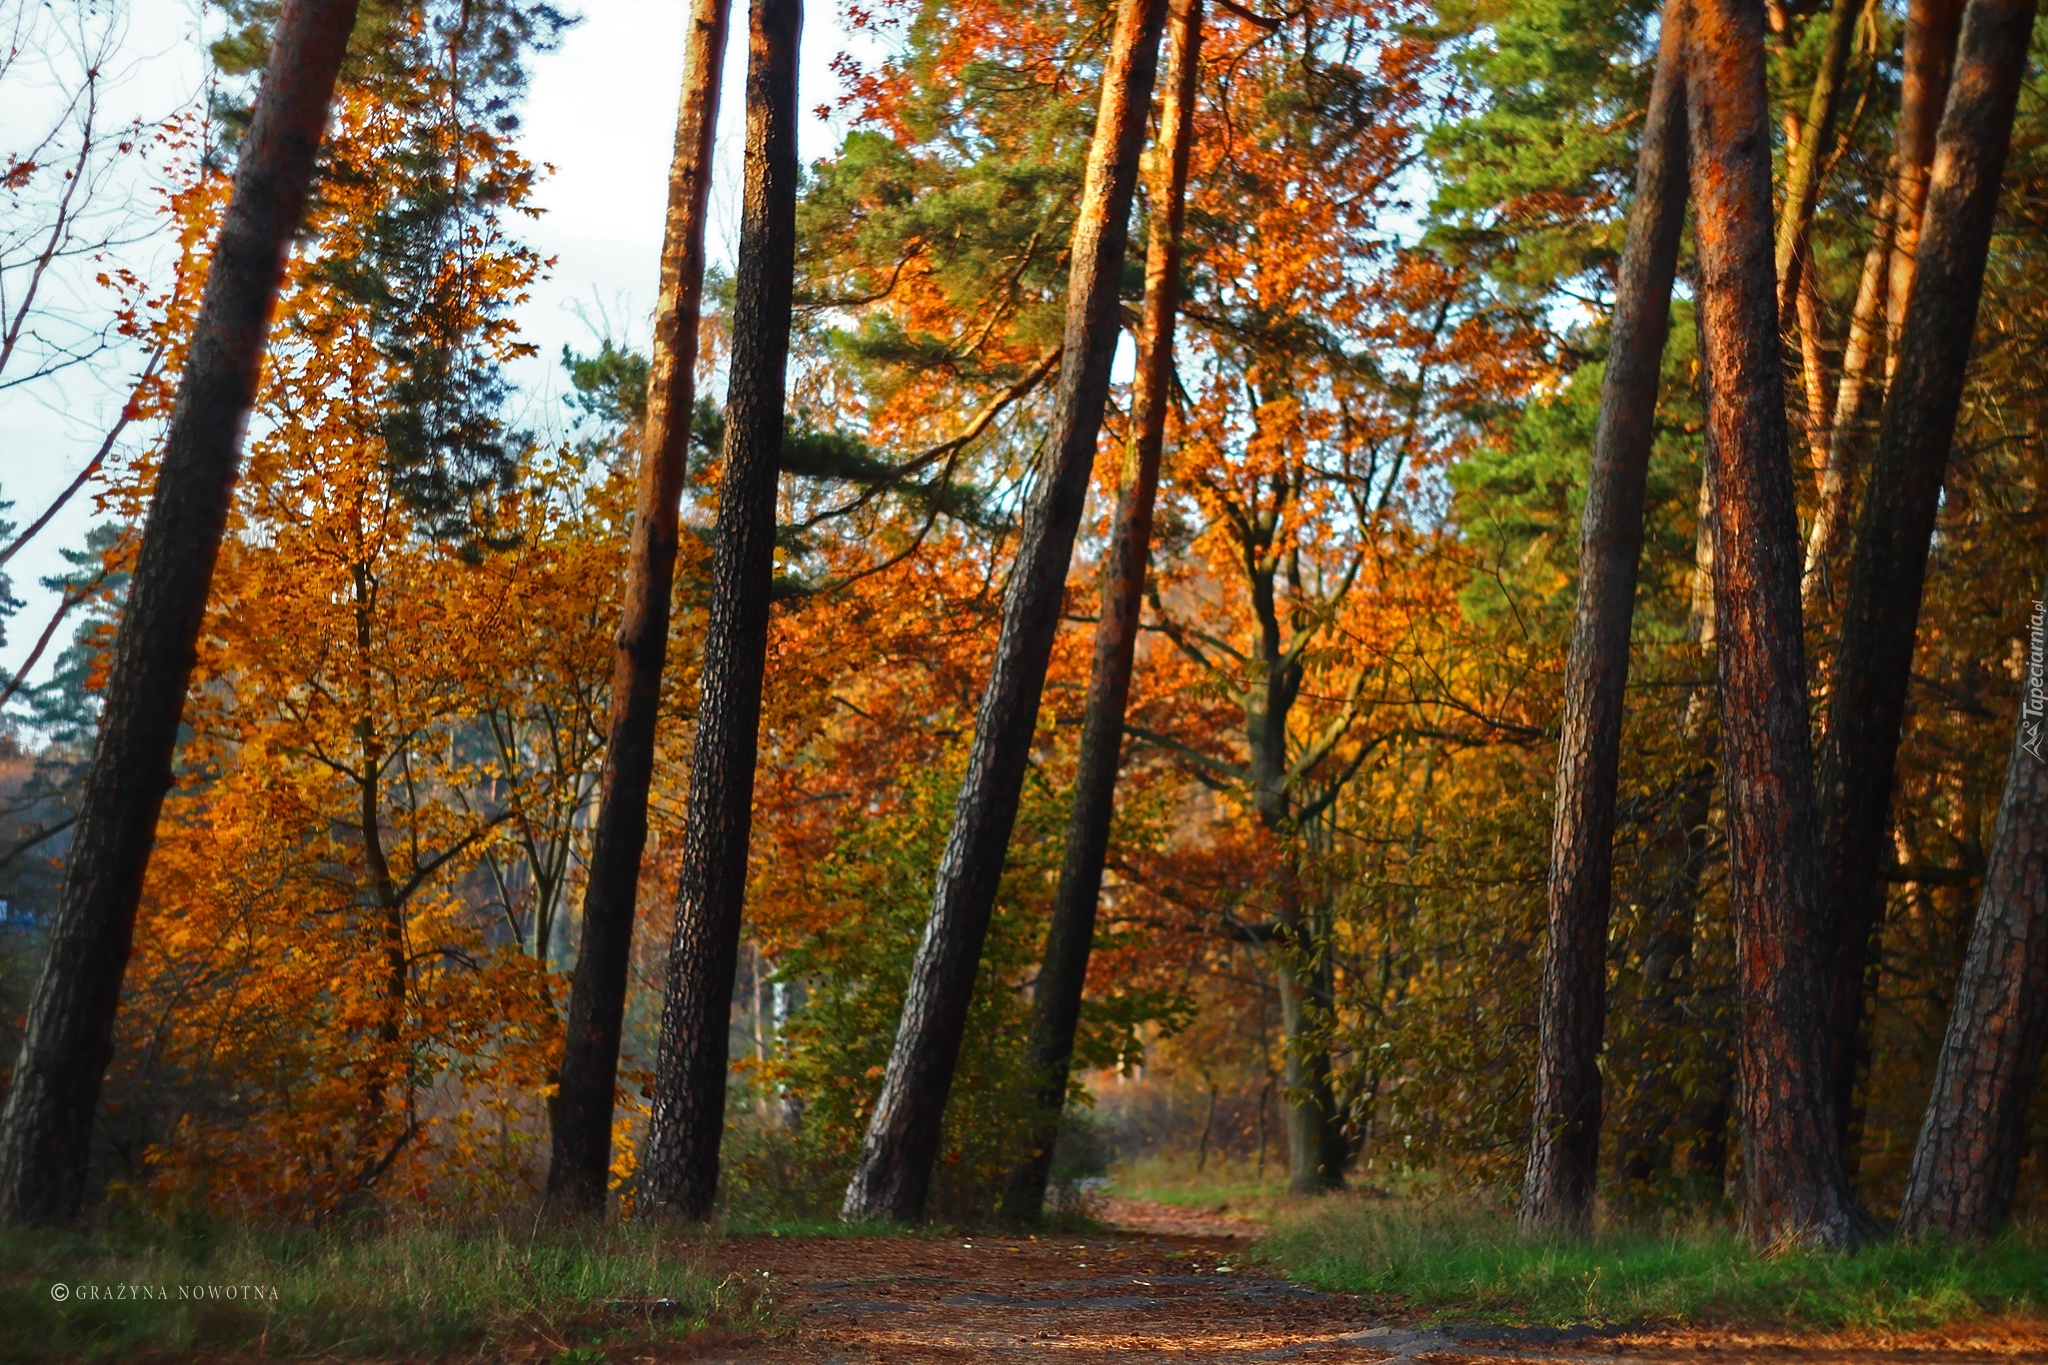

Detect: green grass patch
[1261,1197,2048,1331]
[1108,1152,1295,1221]
[714,1213,911,1239]
[0,1215,763,1361]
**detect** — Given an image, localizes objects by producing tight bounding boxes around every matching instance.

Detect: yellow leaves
[90,34,614,1221]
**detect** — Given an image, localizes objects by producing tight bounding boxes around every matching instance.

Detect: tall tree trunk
[999,0,1202,1228]
[1812,0,2035,1165]
[1883,0,1969,380]
[1685,0,1864,1251]
[1804,0,1965,611]
[1800,183,1891,612]
[1519,0,1690,1235]
[1277,875,1346,1196]
[1897,583,2048,1239]
[1792,264,1830,452]
[0,0,359,1227]
[839,0,1167,1224]
[638,0,801,1222]
[546,0,731,1217]
[1773,0,1859,315]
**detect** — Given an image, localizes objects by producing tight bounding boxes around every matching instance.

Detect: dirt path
[658,1202,2048,1364]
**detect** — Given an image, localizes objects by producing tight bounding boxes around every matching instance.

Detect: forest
[1,0,2046,1355]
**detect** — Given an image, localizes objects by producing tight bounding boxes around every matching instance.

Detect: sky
[1,0,875,702]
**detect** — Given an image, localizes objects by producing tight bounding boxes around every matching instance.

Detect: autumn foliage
[2,0,2046,1235]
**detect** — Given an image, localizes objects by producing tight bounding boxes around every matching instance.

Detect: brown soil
[562,1201,2048,1365]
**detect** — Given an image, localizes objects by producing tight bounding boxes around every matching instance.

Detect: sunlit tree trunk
[1896,579,2048,1239]
[840,0,1167,1224]
[999,0,1202,1227]
[1812,0,2035,1165]
[1519,0,1689,1234]
[1773,0,1859,312]
[638,0,801,1222]
[546,0,731,1218]
[1884,0,1968,379]
[1685,0,1864,1250]
[1801,184,1891,612]
[0,0,360,1226]
[1804,0,1965,611]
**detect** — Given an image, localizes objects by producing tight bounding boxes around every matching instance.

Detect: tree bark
[1812,0,2035,1165]
[1897,582,2048,1239]
[999,0,1202,1228]
[840,0,1167,1225]
[1518,0,1690,1235]
[638,0,801,1223]
[1883,0,1969,380]
[0,0,359,1227]
[546,0,731,1218]
[1792,262,1830,453]
[1685,0,1864,1251]
[1277,884,1347,1196]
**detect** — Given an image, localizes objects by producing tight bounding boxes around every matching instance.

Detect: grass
[1261,1196,2048,1332]
[714,1212,910,1239]
[1107,1152,1295,1221]
[0,1214,767,1361]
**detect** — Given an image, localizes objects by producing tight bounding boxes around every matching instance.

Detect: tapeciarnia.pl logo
[2024,598,2045,763]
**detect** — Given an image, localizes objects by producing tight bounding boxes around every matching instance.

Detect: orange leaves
[93,32,612,1218]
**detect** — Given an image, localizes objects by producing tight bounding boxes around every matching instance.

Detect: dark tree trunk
[1685,0,1864,1251]
[1518,0,1690,1234]
[1812,0,2035,1166]
[0,0,359,1227]
[545,0,731,1218]
[839,0,1167,1225]
[999,0,1202,1228]
[1897,581,2048,1238]
[637,0,801,1223]
[1277,884,1347,1196]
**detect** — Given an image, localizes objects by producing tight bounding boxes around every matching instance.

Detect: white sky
[1,0,873,699]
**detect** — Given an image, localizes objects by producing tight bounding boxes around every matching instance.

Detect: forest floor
[15,1192,2048,1361]
[581,1198,2048,1365]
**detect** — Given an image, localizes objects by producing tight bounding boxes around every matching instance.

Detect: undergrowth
[1262,1197,2048,1331]
[1108,1152,1295,1221]
[0,1214,762,1361]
